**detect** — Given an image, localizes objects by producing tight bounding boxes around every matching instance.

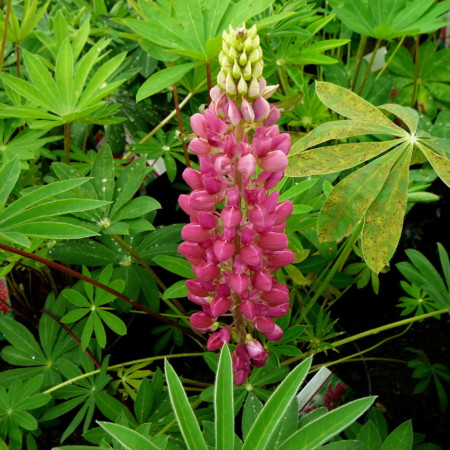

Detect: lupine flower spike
[179,24,294,385]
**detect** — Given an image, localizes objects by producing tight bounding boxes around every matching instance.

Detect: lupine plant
[178,24,295,385]
[0,1,449,448]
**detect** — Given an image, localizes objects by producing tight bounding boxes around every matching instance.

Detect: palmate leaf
[287,81,450,273]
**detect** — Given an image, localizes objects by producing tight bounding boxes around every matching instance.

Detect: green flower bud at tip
[248,77,260,99]
[243,60,252,80]
[239,50,248,66]
[238,76,248,96]
[225,72,237,96]
[249,48,261,64]
[232,60,241,79]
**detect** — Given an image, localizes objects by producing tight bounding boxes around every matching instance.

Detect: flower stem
[64,122,71,164]
[357,38,382,95]
[0,0,11,72]
[172,82,190,167]
[42,309,101,368]
[43,352,204,394]
[375,36,405,81]
[0,243,199,340]
[283,308,448,366]
[206,61,212,98]
[350,35,367,91]
[411,34,420,107]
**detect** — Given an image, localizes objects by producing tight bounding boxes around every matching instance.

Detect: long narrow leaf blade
[242,357,312,450]
[165,359,208,450]
[215,345,234,450]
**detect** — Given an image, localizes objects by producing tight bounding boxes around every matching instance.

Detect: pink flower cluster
[178,76,294,386]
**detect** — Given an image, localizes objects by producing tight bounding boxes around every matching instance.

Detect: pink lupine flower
[178,24,294,385]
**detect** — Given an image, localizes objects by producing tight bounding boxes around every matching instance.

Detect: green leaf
[21,51,61,112]
[16,393,51,411]
[111,196,161,222]
[0,178,92,224]
[134,378,153,423]
[136,63,197,102]
[0,157,20,210]
[110,158,150,217]
[91,145,115,207]
[279,179,317,201]
[288,140,399,177]
[60,308,89,324]
[164,359,208,450]
[5,222,98,239]
[242,357,312,450]
[357,420,382,450]
[173,0,205,55]
[380,420,413,449]
[13,410,38,431]
[318,147,403,242]
[379,104,419,134]
[97,309,127,335]
[98,422,160,450]
[419,145,450,188]
[362,145,412,273]
[278,397,376,449]
[153,255,195,278]
[315,82,403,132]
[242,393,264,440]
[0,317,46,363]
[56,39,75,112]
[215,345,234,450]
[63,289,91,308]
[163,280,188,299]
[81,314,94,349]
[289,120,401,157]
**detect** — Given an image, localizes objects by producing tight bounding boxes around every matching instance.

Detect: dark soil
[332,179,450,447]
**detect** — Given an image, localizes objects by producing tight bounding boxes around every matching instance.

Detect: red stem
[0,243,200,340]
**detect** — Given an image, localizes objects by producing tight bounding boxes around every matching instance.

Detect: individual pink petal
[261,284,289,305]
[190,113,207,139]
[239,245,261,266]
[194,262,220,282]
[213,239,236,261]
[189,138,211,155]
[263,105,281,126]
[229,273,249,294]
[188,190,216,211]
[240,98,255,123]
[259,150,288,172]
[226,187,239,207]
[257,232,288,251]
[240,226,255,246]
[262,324,283,341]
[186,279,210,297]
[246,339,269,367]
[178,242,205,260]
[274,201,293,224]
[187,292,210,306]
[260,191,279,213]
[254,316,274,334]
[248,206,268,228]
[253,96,270,121]
[204,109,227,134]
[178,194,198,218]
[228,100,242,126]
[238,153,257,178]
[210,296,232,316]
[267,303,290,318]
[273,133,291,155]
[253,137,272,158]
[266,250,295,267]
[181,224,210,243]
[202,176,222,194]
[214,155,232,175]
[264,171,284,190]
[210,86,223,103]
[215,93,229,118]
[182,168,203,190]
[240,299,256,319]
[198,212,218,229]
[207,327,231,351]
[254,270,272,292]
[190,311,215,333]
[223,227,236,241]
[221,207,242,228]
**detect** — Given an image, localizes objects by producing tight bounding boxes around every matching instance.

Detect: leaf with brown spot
[318,146,403,243]
[290,120,402,155]
[362,144,412,274]
[419,144,450,188]
[379,104,419,134]
[287,139,402,177]
[315,81,405,134]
